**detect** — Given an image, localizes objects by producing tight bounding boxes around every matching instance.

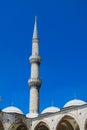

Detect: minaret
[28,17,42,115]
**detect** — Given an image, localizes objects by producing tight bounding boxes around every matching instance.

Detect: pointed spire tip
[33,16,38,39]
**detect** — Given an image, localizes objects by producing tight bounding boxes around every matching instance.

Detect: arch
[81,112,87,130]
[0,121,4,130]
[10,122,28,130]
[84,119,87,130]
[34,121,50,130]
[56,115,80,130]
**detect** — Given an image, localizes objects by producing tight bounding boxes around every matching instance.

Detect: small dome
[26,113,38,118]
[41,106,60,114]
[64,99,86,108]
[2,106,23,114]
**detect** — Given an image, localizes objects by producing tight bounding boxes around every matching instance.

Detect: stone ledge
[28,78,42,87]
[29,55,41,64]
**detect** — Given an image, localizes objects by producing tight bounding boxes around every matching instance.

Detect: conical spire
[33,16,38,39]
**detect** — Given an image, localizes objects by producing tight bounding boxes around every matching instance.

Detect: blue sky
[0,0,87,114]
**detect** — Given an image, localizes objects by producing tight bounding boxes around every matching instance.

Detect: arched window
[0,121,4,130]
[34,122,50,130]
[16,124,28,130]
[56,115,80,130]
[84,119,87,130]
[10,123,28,130]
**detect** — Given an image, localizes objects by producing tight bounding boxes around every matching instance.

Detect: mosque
[0,18,87,130]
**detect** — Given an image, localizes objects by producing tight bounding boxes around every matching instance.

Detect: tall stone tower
[28,17,42,117]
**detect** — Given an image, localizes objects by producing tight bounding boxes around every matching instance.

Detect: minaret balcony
[32,38,39,43]
[29,55,41,64]
[28,78,42,87]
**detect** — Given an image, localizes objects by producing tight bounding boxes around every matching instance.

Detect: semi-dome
[41,106,60,114]
[2,106,23,114]
[64,99,86,108]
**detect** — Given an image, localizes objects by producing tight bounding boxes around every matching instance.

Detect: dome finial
[74,92,77,99]
[33,16,38,39]
[51,100,54,106]
[11,101,14,106]
[0,96,2,109]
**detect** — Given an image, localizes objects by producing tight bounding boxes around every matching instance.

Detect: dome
[41,106,60,114]
[26,113,38,118]
[64,99,86,108]
[2,106,23,114]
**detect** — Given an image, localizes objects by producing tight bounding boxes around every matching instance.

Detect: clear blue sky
[0,0,87,114]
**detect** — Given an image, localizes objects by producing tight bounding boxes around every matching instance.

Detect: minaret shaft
[32,40,39,55]
[28,17,42,114]
[31,63,39,78]
[29,86,39,113]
